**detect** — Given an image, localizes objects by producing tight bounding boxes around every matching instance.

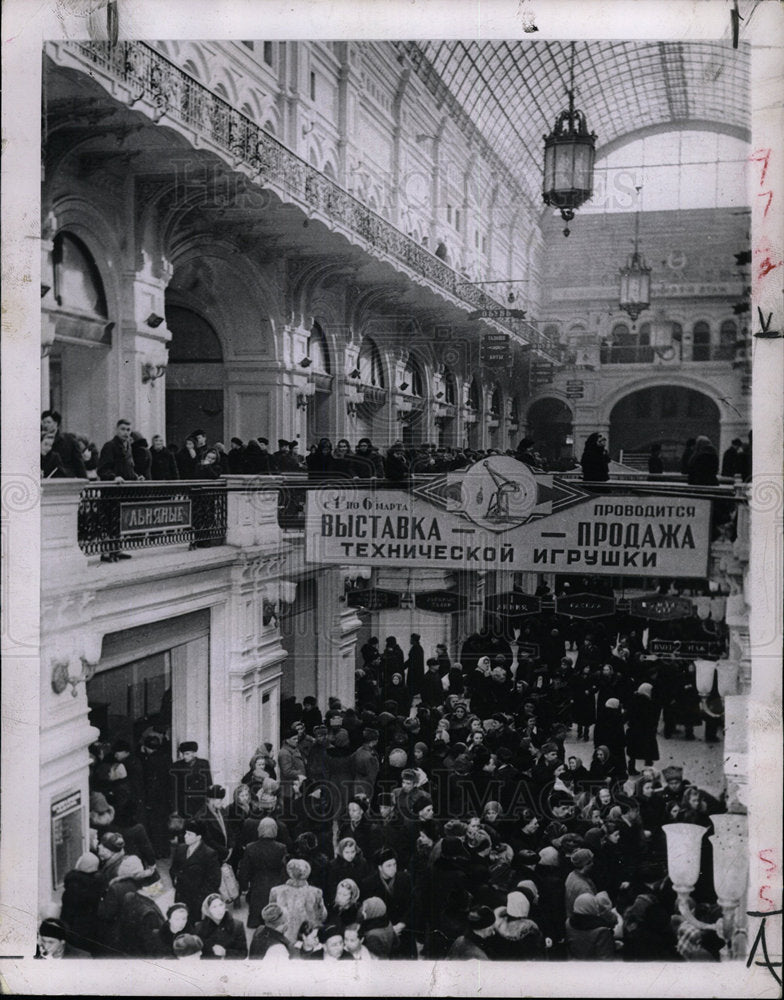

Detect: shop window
[403,353,424,396]
[166,305,223,362]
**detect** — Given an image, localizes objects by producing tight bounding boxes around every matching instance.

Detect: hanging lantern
[542,42,596,237]
[619,186,651,322]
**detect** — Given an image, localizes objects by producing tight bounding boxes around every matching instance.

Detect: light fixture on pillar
[694,659,718,697]
[618,186,652,323]
[145,312,165,328]
[299,356,312,368]
[711,813,749,959]
[399,381,410,392]
[50,632,103,697]
[542,41,597,237]
[141,361,167,384]
[296,381,316,409]
[348,368,361,381]
[663,822,709,918]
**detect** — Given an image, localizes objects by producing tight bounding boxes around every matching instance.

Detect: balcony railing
[56,40,559,361]
[77,481,227,554]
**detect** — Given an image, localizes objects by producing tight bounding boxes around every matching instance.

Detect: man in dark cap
[139,731,172,857]
[448,906,498,959]
[227,437,246,473]
[170,740,213,819]
[195,785,232,863]
[114,867,166,957]
[405,634,425,699]
[37,918,91,959]
[361,847,415,956]
[278,727,307,807]
[274,438,300,472]
[170,819,222,924]
[351,728,380,801]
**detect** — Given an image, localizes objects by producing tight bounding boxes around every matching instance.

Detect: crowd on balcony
[40,410,555,484]
[43,613,730,962]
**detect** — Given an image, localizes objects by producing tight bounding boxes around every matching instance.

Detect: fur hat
[261,903,285,927]
[571,848,594,869]
[374,847,397,866]
[117,855,145,879]
[286,858,312,881]
[178,740,198,752]
[504,891,530,919]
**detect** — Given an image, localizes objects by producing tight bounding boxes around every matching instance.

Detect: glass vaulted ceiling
[405,41,750,203]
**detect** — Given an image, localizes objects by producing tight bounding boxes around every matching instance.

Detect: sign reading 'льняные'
[305,459,712,576]
[120,500,192,534]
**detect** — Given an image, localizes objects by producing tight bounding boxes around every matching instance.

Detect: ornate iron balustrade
[78,481,227,554]
[62,41,558,360]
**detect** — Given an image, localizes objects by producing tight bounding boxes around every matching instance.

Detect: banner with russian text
[304,457,711,577]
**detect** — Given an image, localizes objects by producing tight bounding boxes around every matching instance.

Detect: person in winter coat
[148,435,179,480]
[59,852,103,955]
[37,919,92,959]
[269,858,328,944]
[291,920,325,960]
[130,432,152,480]
[327,877,361,930]
[383,441,411,482]
[238,817,287,929]
[338,799,376,860]
[176,437,200,480]
[306,438,337,480]
[492,891,545,960]
[114,868,166,957]
[571,665,597,741]
[353,438,385,479]
[328,838,370,899]
[565,849,600,916]
[448,906,498,959]
[687,435,719,486]
[170,819,222,924]
[248,903,295,959]
[194,893,248,959]
[580,432,610,482]
[351,729,380,801]
[152,902,193,957]
[96,854,147,954]
[195,785,233,864]
[593,699,628,779]
[625,683,660,774]
[565,892,618,959]
[621,892,677,961]
[358,896,398,958]
[327,730,356,818]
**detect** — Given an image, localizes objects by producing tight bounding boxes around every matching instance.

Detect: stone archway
[526,397,574,469]
[609,385,721,470]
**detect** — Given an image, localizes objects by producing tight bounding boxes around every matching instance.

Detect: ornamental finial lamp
[542,41,597,237]
[619,185,652,323]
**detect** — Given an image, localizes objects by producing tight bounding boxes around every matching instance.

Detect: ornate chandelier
[542,41,597,237]
[619,186,652,322]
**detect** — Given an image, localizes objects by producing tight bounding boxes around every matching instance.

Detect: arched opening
[609,386,720,469]
[488,383,503,450]
[692,320,711,362]
[164,304,225,448]
[526,397,574,469]
[358,336,384,387]
[307,321,333,442]
[718,319,737,361]
[400,353,426,447]
[466,376,481,450]
[354,336,386,441]
[46,232,113,438]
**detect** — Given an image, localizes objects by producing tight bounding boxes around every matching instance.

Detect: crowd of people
[41,409,750,493]
[42,614,730,963]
